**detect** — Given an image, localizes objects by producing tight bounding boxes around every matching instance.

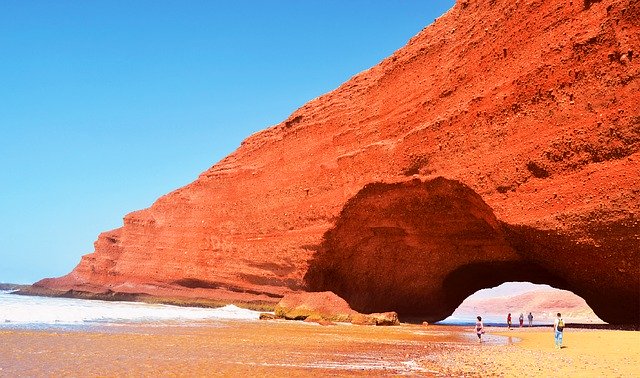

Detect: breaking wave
[0,291,262,328]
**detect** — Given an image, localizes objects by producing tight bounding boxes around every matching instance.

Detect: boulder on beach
[351,312,400,326]
[272,291,399,326]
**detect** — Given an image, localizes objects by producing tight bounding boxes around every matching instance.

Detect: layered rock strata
[37,0,639,324]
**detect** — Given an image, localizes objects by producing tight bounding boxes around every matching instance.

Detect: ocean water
[439,313,554,327]
[438,314,507,326]
[0,290,262,329]
[0,291,521,376]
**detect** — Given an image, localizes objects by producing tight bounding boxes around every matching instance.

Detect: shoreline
[437,322,639,331]
[1,319,638,377]
[12,287,638,330]
[13,284,278,312]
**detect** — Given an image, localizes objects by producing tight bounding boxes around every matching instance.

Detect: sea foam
[0,291,262,327]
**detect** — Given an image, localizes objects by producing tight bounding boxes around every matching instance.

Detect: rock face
[305,178,524,320]
[36,0,639,324]
[274,291,357,323]
[271,291,400,325]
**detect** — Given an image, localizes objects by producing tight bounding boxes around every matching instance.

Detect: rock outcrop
[274,291,357,323]
[270,291,399,325]
[36,0,639,324]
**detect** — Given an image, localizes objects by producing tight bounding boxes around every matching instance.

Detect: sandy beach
[422,326,640,377]
[1,320,638,377]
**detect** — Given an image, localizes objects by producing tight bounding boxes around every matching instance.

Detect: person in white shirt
[553,312,565,349]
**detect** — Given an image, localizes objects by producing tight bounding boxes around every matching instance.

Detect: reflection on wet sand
[1,321,638,377]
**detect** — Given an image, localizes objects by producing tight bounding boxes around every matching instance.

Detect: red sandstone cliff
[37,0,639,324]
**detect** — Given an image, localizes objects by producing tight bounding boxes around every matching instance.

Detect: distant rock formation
[36,0,639,325]
[451,288,606,324]
[0,283,29,292]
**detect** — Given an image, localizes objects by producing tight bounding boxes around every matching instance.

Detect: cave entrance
[304,178,596,323]
[439,281,605,325]
[304,178,638,325]
[437,262,570,323]
[304,178,558,322]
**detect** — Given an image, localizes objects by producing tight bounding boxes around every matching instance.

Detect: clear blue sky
[0,1,456,284]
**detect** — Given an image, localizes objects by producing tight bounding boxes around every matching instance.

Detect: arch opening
[441,281,606,326]
[304,178,639,325]
[439,261,570,321]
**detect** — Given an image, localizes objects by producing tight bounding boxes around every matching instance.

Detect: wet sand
[1,321,638,377]
[423,326,640,377]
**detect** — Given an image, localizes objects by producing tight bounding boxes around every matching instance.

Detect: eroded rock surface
[305,178,638,323]
[274,291,357,323]
[36,0,639,324]
[305,179,556,321]
[271,291,399,326]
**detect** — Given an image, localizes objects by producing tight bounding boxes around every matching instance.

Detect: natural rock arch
[33,0,640,327]
[304,178,638,324]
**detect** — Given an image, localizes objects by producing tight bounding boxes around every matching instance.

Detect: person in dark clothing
[476,316,485,342]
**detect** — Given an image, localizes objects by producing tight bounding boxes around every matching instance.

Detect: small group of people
[507,312,534,329]
[475,312,565,348]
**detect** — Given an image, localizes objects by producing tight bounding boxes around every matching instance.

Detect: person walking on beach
[528,312,534,327]
[553,312,565,349]
[476,316,485,342]
[519,313,524,327]
[507,313,512,329]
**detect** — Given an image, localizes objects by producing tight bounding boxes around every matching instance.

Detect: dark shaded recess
[173,278,284,299]
[300,244,321,252]
[284,115,303,128]
[305,177,639,325]
[226,287,283,299]
[173,278,220,290]
[584,0,602,10]
[53,289,146,303]
[503,221,640,325]
[496,184,516,194]
[245,261,298,276]
[238,273,304,291]
[305,177,518,322]
[402,154,431,176]
[526,161,550,178]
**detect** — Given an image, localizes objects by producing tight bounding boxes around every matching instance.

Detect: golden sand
[423,326,640,377]
[0,321,638,377]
